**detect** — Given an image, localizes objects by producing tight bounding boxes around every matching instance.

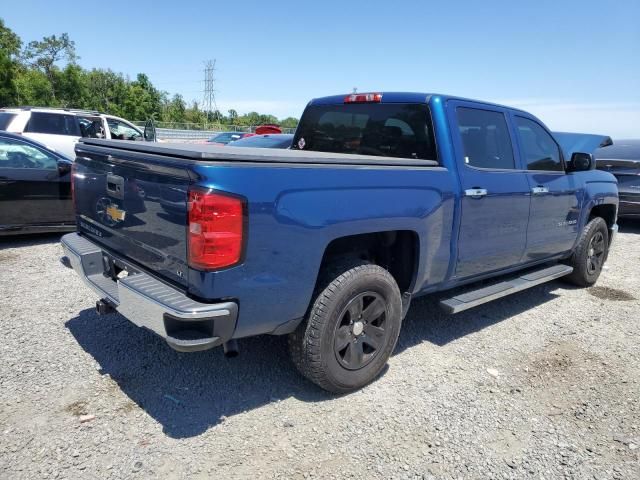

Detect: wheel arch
[314,230,420,295]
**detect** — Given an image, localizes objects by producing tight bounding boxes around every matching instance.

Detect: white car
[0,107,154,160]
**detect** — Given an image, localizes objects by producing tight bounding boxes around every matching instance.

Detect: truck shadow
[65,309,330,439]
[397,284,560,350]
[65,282,561,439]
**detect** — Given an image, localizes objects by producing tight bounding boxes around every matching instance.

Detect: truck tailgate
[73,144,191,288]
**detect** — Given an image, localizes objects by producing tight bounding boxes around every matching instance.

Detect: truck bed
[77,139,439,167]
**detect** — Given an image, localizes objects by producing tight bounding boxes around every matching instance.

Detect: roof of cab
[307,92,530,114]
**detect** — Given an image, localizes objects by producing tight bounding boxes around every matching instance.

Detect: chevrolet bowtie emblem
[106,204,126,222]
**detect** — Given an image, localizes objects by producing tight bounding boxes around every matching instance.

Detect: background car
[228,133,293,149]
[0,131,74,235]
[0,107,146,160]
[206,132,254,145]
[595,139,640,218]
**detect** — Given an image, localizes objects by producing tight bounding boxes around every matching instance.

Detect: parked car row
[0,107,154,160]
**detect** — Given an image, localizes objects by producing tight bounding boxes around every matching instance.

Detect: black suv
[596,140,640,218]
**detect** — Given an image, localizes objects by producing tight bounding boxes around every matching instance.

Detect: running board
[439,264,573,314]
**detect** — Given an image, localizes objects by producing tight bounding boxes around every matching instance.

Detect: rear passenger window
[25,112,80,136]
[456,107,515,169]
[515,116,563,171]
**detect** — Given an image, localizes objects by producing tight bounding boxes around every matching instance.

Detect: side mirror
[566,152,593,172]
[57,160,72,176]
[143,119,157,142]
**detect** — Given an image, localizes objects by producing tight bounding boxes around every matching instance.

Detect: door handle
[464,188,488,198]
[531,186,549,195]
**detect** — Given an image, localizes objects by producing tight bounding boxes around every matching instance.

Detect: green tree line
[0,19,299,129]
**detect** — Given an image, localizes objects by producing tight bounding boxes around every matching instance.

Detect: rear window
[292,103,437,160]
[25,112,80,136]
[0,112,17,130]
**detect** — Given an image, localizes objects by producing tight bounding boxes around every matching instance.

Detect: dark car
[206,132,253,145]
[228,133,293,149]
[0,131,74,235]
[596,139,640,218]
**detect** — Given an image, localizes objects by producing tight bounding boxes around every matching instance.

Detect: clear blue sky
[3,0,639,137]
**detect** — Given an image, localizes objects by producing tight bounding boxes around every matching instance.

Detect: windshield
[209,132,245,144]
[0,112,17,130]
[292,103,437,160]
[229,134,293,149]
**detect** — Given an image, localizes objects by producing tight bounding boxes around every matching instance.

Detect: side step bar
[439,264,573,314]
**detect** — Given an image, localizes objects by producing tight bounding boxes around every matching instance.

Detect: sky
[3,0,639,137]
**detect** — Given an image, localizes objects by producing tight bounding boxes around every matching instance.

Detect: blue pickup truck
[61,92,618,393]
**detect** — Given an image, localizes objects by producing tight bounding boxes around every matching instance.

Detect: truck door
[511,115,580,260]
[448,101,531,279]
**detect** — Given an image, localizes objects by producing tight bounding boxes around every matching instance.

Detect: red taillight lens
[188,188,244,270]
[71,162,76,208]
[344,92,383,103]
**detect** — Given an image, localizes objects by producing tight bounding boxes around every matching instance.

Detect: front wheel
[288,263,402,393]
[564,217,609,287]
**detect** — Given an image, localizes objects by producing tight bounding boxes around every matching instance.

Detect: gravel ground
[1,223,639,479]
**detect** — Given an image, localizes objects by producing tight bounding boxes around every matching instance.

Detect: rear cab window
[292,102,437,161]
[456,107,515,169]
[25,112,80,136]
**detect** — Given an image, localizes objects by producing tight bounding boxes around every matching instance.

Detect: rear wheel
[564,217,609,287]
[288,263,402,393]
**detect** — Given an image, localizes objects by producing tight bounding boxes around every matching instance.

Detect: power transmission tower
[202,60,218,128]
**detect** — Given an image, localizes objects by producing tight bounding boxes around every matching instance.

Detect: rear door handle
[464,188,488,198]
[531,186,549,195]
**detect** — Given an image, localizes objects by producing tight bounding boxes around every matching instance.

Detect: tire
[288,262,402,393]
[564,217,609,287]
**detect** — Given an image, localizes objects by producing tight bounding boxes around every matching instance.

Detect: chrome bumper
[60,233,237,352]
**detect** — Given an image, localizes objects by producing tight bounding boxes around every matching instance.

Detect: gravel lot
[1,223,639,479]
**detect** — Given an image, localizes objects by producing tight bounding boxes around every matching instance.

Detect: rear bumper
[60,232,238,352]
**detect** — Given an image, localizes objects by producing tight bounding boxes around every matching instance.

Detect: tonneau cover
[76,139,439,167]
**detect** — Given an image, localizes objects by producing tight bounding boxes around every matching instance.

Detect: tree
[56,64,87,107]
[165,94,186,123]
[22,33,78,100]
[227,109,238,123]
[13,69,54,106]
[0,19,22,106]
[280,117,299,129]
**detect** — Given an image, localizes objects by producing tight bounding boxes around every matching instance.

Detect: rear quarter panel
[190,163,456,338]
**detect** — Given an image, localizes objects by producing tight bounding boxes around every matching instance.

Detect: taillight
[344,92,383,103]
[187,188,244,270]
